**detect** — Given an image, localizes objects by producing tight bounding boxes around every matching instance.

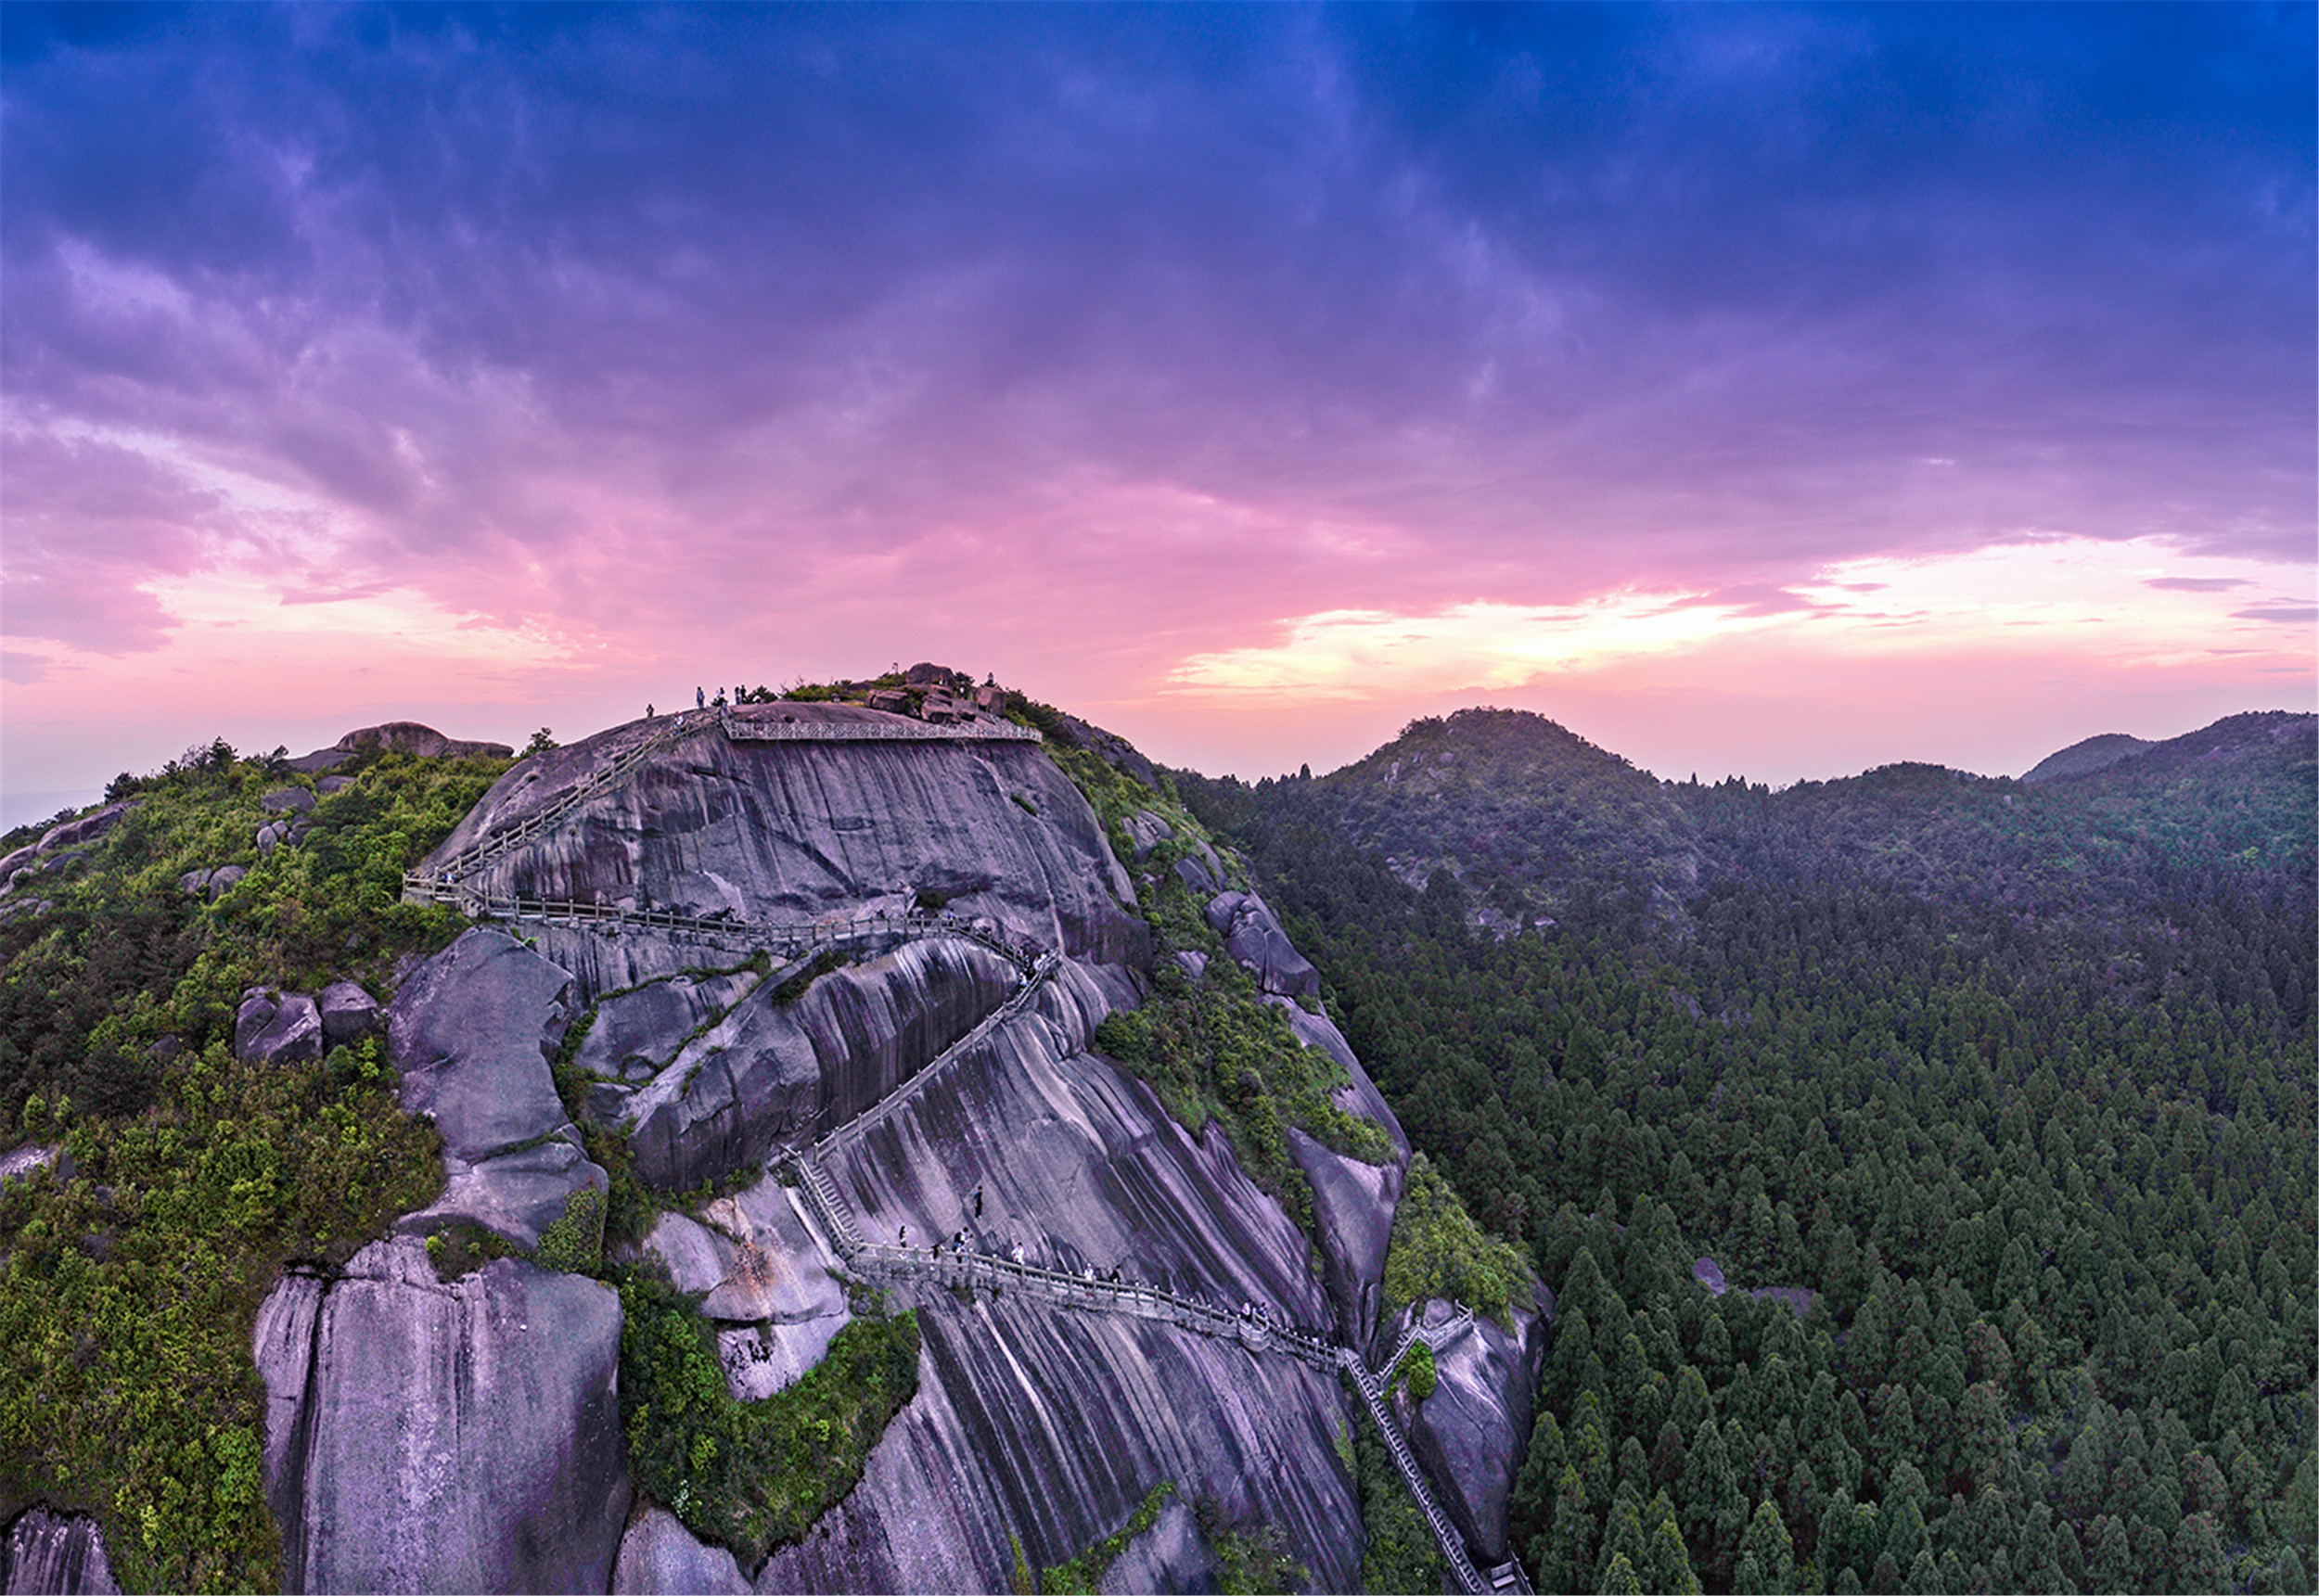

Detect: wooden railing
[411,703,1037,895]
[782,1127,1495,1593]
[718,709,1041,744]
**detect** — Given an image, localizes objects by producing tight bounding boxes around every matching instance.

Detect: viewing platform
[717,707,1041,743]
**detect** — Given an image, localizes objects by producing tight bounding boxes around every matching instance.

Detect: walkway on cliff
[404,706,1530,1594]
[407,705,1039,892]
[782,1140,1524,1595]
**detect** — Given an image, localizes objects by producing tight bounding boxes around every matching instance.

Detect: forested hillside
[1181,709,2317,1594]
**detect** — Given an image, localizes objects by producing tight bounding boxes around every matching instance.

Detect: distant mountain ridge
[1245,708,1702,928]
[2019,731,2152,783]
[1188,706,2315,925]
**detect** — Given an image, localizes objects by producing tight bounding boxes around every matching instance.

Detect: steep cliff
[236,694,1537,1593]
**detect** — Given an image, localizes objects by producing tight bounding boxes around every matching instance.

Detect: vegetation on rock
[615,1268,920,1573]
[0,745,506,1590]
[1039,1479,1174,1593]
[1379,1151,1527,1333]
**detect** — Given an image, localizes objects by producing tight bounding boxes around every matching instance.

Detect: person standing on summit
[697,686,705,709]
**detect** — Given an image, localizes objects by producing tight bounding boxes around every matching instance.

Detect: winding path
[403,705,1529,1592]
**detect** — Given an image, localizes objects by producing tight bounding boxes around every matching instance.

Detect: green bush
[617,1269,920,1573]
[535,1186,606,1274]
[1041,1481,1173,1593]
[1402,1338,1437,1401]
[1379,1153,1528,1333]
[1092,951,1391,1235]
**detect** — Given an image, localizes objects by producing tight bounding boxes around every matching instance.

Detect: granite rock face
[1288,1126,1404,1350]
[1097,1496,1220,1594]
[1402,1300,1548,1567]
[1201,891,1320,999]
[611,1508,752,1596]
[389,929,574,1161]
[0,1508,120,1595]
[615,936,1020,1194]
[573,971,759,1083]
[417,704,1148,999]
[253,1237,628,1595]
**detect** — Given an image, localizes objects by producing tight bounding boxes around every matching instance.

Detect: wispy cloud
[1,5,2310,789]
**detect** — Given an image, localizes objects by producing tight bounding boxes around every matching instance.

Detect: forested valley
[1181,710,2316,1595]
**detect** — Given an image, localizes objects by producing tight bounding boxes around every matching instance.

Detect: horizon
[4,5,2313,813]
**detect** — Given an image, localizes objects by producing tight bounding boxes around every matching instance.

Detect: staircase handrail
[718,711,1042,745]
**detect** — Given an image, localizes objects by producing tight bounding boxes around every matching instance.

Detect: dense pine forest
[1183,709,2317,1595]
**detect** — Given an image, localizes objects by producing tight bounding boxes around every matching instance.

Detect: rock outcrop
[389,929,574,1160]
[388,929,605,1249]
[0,1508,120,1595]
[254,1238,628,1594]
[421,703,1148,997]
[1399,1299,1548,1567]
[1097,1496,1218,1594]
[378,702,1506,1592]
[235,989,324,1066]
[613,937,1021,1194]
[0,801,139,899]
[289,722,515,773]
[611,1508,751,1595]
[1201,890,1319,999]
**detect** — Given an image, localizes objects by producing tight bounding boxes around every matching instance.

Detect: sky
[3,2,2313,821]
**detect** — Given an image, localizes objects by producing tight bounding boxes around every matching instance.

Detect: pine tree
[1542,1467,1599,1596]
[1736,1498,1797,1595]
[1678,1415,1748,1588]
[1510,1409,1569,1559]
[1597,1552,1645,1595]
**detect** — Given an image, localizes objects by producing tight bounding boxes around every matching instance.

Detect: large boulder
[236,989,325,1066]
[290,722,515,772]
[253,1236,628,1594]
[389,930,574,1161]
[610,1508,751,1595]
[315,982,382,1049]
[0,1508,120,1594]
[1121,810,1173,860]
[397,1135,608,1253]
[260,787,317,815]
[1288,1126,1403,1350]
[1201,891,1319,999]
[1402,1301,1548,1567]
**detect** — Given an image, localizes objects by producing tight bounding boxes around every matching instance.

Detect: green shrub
[534,1186,606,1274]
[1402,1338,1437,1401]
[1041,1481,1174,1593]
[1379,1153,1529,1333]
[1198,1498,1310,1596]
[617,1269,920,1573]
[1091,952,1391,1235]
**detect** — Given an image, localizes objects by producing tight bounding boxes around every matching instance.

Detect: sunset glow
[3,5,2311,815]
